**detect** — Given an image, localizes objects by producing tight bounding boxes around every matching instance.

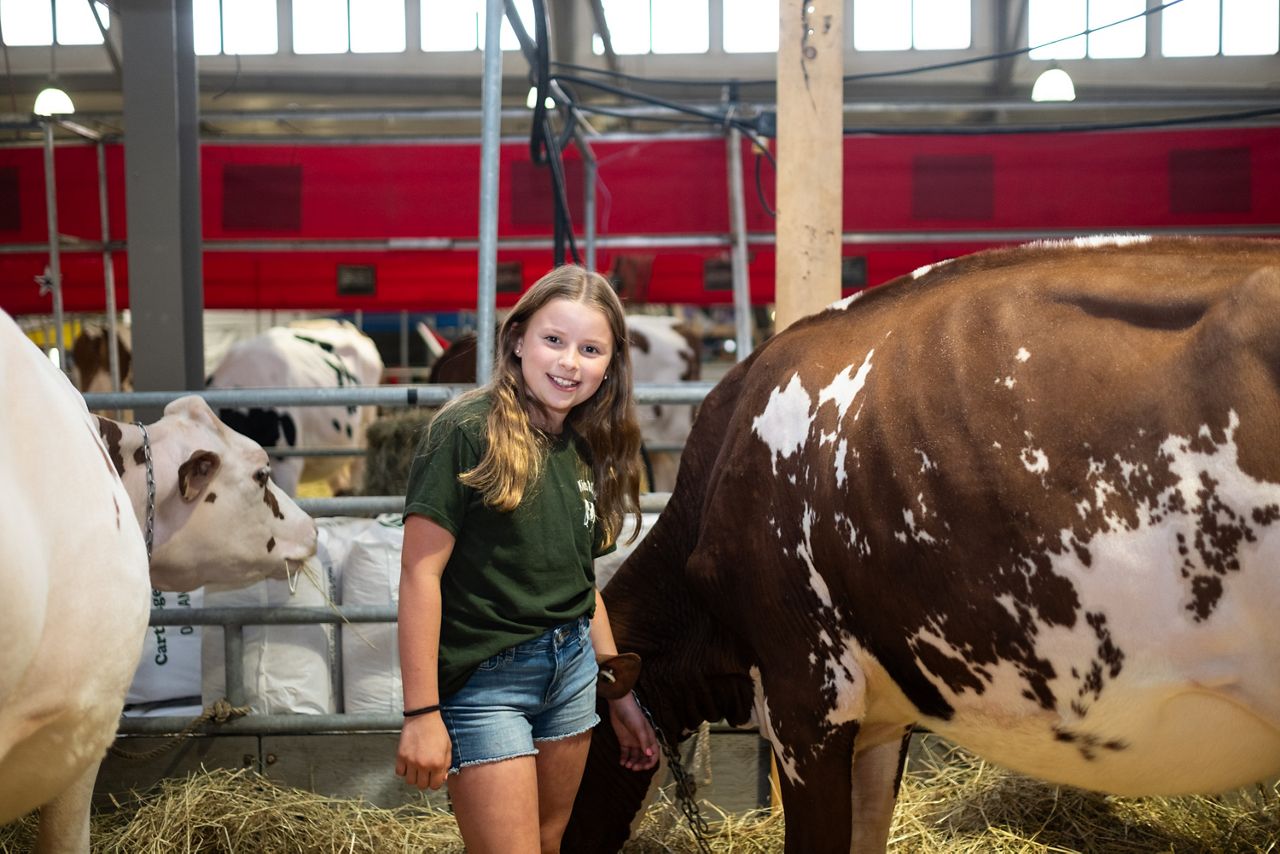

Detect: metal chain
[133,420,155,560]
[633,692,714,854]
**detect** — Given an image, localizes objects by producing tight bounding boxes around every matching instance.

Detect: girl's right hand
[395,713,453,790]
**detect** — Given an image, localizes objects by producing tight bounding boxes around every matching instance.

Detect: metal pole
[97,141,122,392]
[726,124,753,361]
[42,120,67,374]
[475,0,504,385]
[224,625,246,707]
[575,134,599,272]
[399,309,409,369]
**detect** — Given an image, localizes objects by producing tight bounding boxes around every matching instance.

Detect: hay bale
[362,410,434,496]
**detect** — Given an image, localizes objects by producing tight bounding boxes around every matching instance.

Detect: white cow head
[99,395,317,592]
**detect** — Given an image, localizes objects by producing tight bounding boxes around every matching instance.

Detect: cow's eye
[254,467,270,487]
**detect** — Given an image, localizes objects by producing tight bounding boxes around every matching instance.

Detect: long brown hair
[442,265,643,548]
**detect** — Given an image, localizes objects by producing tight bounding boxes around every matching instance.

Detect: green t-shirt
[402,393,615,698]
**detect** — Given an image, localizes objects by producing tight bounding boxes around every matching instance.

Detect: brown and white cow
[69,322,131,395]
[1,308,316,852]
[207,320,384,496]
[564,236,1280,853]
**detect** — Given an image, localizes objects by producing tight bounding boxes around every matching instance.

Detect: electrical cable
[529,0,580,266]
[843,0,1188,83]
[554,0,1190,89]
[844,105,1280,136]
[550,72,762,135]
[754,149,775,218]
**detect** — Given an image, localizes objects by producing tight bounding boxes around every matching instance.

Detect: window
[853,0,971,51]
[592,0,709,55]
[422,0,542,53]
[0,0,109,46]
[1029,0,1145,59]
[194,0,278,56]
[724,0,777,53]
[294,0,406,54]
[1162,0,1278,56]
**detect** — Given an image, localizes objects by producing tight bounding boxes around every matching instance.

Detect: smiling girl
[395,265,659,852]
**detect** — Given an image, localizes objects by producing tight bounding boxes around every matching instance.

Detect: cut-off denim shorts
[441,615,600,774]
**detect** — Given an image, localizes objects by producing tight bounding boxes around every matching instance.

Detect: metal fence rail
[83,382,715,411]
[97,381,707,739]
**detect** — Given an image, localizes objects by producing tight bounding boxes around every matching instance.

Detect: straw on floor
[2,737,1276,853]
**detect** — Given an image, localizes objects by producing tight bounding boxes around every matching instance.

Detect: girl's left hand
[608,692,659,771]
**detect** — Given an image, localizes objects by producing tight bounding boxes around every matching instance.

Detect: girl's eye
[545,335,560,344]
[583,345,601,355]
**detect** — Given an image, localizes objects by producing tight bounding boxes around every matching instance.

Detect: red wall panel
[1,126,1277,316]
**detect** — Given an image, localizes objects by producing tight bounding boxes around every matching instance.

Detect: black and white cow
[207,320,383,496]
[565,236,1280,853]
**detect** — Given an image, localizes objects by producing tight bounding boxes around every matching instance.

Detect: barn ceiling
[0,0,1276,144]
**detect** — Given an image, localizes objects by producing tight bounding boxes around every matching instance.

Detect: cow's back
[0,310,149,822]
[694,238,1280,795]
[208,326,380,493]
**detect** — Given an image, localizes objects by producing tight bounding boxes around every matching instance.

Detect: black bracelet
[403,704,442,718]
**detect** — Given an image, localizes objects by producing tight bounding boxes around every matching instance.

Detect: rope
[108,699,252,761]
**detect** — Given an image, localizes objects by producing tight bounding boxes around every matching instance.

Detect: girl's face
[515,297,614,433]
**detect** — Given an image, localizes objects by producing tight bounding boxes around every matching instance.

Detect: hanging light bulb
[34,87,76,116]
[1031,68,1076,103]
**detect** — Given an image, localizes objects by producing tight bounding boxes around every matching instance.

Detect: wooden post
[775,0,844,332]
[770,0,844,811]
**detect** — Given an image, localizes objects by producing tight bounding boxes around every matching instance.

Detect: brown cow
[564,236,1280,853]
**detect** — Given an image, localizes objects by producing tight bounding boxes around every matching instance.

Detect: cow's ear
[178,450,221,501]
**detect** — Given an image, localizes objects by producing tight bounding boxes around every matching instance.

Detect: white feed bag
[123,588,203,715]
[316,515,376,586]
[341,514,405,713]
[201,554,338,714]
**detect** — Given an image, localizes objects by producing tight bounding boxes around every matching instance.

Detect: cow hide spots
[753,353,876,480]
[218,407,298,450]
[752,374,815,476]
[263,486,285,520]
[95,417,126,476]
[817,351,874,426]
[751,667,802,785]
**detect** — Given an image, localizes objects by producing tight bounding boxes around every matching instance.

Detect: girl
[395,265,659,853]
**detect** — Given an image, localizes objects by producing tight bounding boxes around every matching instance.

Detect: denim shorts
[441,615,600,774]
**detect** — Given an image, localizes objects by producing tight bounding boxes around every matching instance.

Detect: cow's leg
[774,724,855,854]
[35,759,97,854]
[850,728,911,853]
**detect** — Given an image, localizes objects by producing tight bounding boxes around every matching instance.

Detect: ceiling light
[1031,68,1076,103]
[34,87,76,116]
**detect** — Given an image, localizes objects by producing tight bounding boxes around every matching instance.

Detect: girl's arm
[395,514,456,790]
[591,588,659,771]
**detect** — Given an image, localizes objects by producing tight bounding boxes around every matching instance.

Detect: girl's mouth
[549,375,580,390]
